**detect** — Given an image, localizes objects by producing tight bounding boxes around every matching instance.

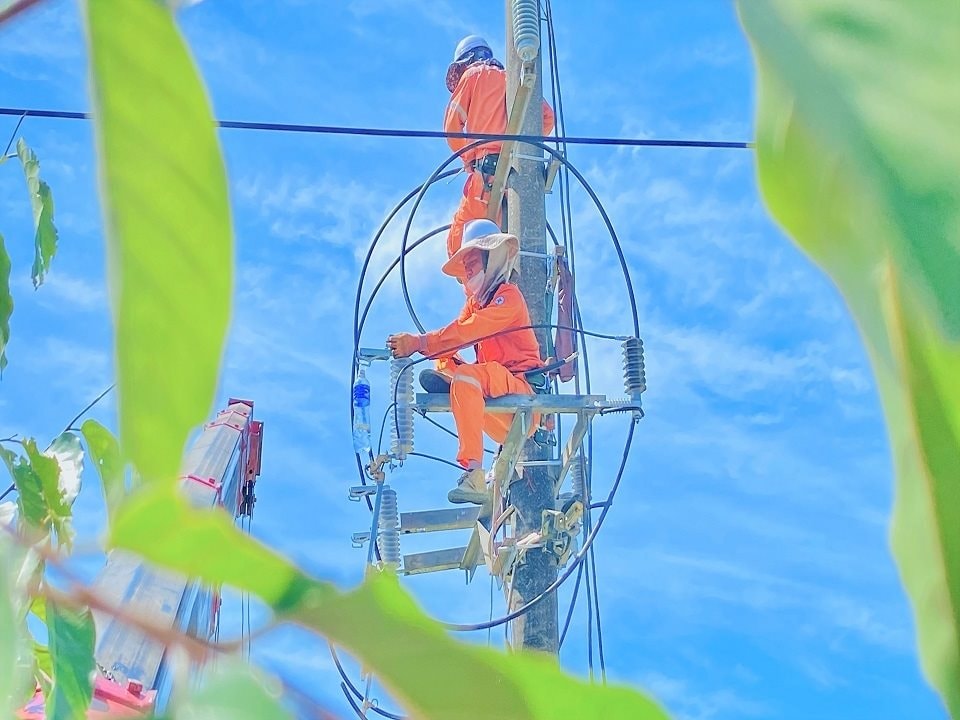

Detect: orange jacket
[422,283,542,373]
[445,63,556,165]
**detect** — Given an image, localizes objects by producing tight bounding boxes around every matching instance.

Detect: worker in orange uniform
[444,35,555,258]
[387,219,542,504]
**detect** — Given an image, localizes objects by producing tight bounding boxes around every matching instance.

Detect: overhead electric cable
[0,106,752,149]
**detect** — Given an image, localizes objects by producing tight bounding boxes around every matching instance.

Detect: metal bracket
[348,485,378,501]
[540,500,584,566]
[366,453,391,483]
[351,532,370,548]
[357,347,391,363]
[544,157,562,194]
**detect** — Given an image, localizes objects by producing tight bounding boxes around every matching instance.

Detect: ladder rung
[400,507,480,534]
[402,547,468,575]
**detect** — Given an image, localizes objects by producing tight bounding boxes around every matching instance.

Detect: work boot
[420,369,452,394]
[448,468,490,505]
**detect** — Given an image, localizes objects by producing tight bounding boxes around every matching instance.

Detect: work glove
[387,333,424,358]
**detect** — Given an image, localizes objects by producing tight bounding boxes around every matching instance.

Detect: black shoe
[420,369,452,393]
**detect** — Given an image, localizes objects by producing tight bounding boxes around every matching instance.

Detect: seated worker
[387,219,542,504]
[444,35,555,258]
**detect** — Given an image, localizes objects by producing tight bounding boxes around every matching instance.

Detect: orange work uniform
[444,63,556,257]
[421,283,542,467]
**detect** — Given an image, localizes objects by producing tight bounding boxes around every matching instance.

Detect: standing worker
[443,35,555,258]
[387,220,543,504]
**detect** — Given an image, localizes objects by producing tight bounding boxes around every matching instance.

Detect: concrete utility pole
[503,0,559,655]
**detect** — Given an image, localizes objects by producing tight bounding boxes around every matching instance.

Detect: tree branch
[0,0,47,26]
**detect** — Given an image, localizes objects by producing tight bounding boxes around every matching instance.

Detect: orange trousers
[447,170,503,258]
[449,362,540,468]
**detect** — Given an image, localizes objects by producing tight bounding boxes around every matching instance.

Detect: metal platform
[415,392,609,414]
[392,393,620,578]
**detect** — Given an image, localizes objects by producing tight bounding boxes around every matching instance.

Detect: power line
[0,106,753,149]
[1,383,115,502]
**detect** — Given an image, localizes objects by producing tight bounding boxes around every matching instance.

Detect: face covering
[465,271,486,298]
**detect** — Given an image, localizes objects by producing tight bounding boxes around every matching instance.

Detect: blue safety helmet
[453,35,492,62]
[462,219,501,245]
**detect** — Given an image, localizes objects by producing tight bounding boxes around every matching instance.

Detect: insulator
[621,337,646,401]
[377,486,400,567]
[389,358,415,460]
[571,454,590,503]
[512,0,540,62]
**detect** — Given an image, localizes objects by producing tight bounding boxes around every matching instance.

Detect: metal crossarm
[403,546,471,575]
[400,507,480,534]
[414,393,608,414]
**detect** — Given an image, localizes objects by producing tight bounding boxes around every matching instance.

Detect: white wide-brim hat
[441,233,519,278]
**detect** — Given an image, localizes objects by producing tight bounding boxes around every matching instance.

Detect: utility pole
[503,0,559,655]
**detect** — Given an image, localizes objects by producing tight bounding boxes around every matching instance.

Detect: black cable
[340,683,368,720]
[1,383,116,501]
[3,111,26,157]
[558,557,584,648]
[358,226,449,336]
[443,421,635,632]
[353,172,458,348]
[0,107,753,149]
[406,451,461,470]
[63,383,115,432]
[376,403,395,455]
[344,36,645,649]
[417,412,495,456]
[585,548,595,681]
[398,138,494,333]
[348,172,460,536]
[589,540,607,683]
[330,645,406,720]
[392,138,642,339]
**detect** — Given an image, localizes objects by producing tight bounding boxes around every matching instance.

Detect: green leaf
[111,486,670,720]
[10,453,48,532]
[29,595,46,624]
[83,0,233,486]
[46,599,95,720]
[110,486,299,604]
[4,438,79,546]
[173,657,293,720]
[32,642,53,696]
[0,446,16,483]
[46,433,83,507]
[0,545,37,717]
[737,0,960,715]
[16,138,59,289]
[739,0,960,339]
[0,232,11,375]
[80,419,125,525]
[23,439,72,547]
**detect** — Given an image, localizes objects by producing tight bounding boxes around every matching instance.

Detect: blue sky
[0,1,947,719]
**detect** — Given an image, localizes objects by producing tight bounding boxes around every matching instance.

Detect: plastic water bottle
[352,369,372,455]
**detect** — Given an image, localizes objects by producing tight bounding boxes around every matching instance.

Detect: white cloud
[639,671,770,720]
[34,272,107,312]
